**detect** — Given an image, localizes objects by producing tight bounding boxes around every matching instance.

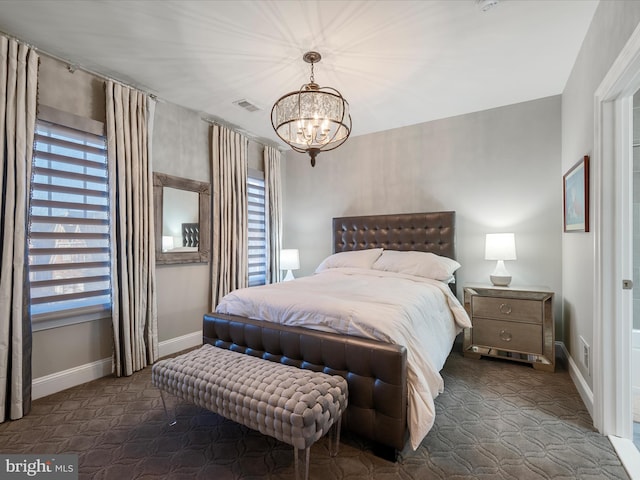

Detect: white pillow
[372,250,460,282]
[315,248,383,272]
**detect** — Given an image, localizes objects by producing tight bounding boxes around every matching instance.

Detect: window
[247,170,267,286]
[28,114,111,328]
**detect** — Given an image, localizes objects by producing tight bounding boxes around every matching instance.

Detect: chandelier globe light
[271,51,352,167]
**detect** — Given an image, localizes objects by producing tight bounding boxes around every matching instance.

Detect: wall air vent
[233,99,261,112]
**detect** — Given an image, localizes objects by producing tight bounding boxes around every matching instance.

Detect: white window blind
[247,171,267,287]
[28,119,111,324]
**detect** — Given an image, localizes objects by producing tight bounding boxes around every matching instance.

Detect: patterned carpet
[0,340,630,480]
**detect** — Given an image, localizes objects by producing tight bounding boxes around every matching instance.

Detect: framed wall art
[563,155,589,232]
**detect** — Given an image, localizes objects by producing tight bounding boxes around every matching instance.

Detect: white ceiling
[0,0,599,147]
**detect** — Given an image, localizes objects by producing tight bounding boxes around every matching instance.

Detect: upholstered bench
[151,344,348,480]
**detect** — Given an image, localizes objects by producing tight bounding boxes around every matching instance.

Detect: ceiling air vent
[476,0,499,12]
[233,99,261,112]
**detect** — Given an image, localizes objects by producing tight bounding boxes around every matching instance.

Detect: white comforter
[215,267,472,450]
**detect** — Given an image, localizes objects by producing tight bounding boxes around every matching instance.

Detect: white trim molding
[593,20,640,439]
[158,330,203,358]
[32,331,203,400]
[634,329,640,396]
[558,341,594,418]
[609,435,640,479]
[32,357,113,400]
[592,20,640,478]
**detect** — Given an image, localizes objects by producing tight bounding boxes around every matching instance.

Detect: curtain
[264,146,283,284]
[0,37,38,422]
[106,81,158,377]
[211,124,248,309]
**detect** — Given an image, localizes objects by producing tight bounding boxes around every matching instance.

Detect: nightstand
[463,283,555,372]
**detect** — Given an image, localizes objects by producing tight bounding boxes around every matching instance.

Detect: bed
[203,211,470,458]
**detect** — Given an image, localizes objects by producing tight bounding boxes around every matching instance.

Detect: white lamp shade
[485,233,516,261]
[280,249,300,271]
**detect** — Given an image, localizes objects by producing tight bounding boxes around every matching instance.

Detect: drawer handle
[499,303,512,315]
[499,329,512,342]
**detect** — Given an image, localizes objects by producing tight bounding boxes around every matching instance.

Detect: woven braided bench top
[151,344,348,450]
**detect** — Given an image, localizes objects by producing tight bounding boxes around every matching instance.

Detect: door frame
[594,21,640,474]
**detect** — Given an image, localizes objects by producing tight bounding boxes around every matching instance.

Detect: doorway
[634,90,640,452]
[594,20,640,476]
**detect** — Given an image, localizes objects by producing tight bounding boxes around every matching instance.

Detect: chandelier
[271,51,352,167]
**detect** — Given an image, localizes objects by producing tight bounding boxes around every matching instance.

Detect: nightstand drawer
[471,296,542,324]
[472,318,543,354]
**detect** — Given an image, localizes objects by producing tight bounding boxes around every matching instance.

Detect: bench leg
[329,415,342,457]
[158,389,177,426]
[293,446,310,480]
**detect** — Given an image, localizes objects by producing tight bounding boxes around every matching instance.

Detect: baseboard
[32,330,203,400]
[158,330,202,358]
[32,357,113,400]
[558,341,594,418]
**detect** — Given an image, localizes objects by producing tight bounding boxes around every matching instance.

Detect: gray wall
[561,0,640,389]
[32,55,264,377]
[152,102,265,342]
[152,101,211,343]
[282,95,563,335]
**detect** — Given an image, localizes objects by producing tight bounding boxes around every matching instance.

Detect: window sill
[32,310,112,332]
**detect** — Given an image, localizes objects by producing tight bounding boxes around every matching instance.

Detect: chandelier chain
[309,62,315,84]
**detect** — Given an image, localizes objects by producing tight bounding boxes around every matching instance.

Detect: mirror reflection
[162,187,199,252]
[153,172,210,265]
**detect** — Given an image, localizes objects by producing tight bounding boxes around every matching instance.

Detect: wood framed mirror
[153,172,210,264]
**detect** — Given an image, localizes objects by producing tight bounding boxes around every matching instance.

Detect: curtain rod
[1,29,285,151]
[0,29,159,99]
[201,114,285,152]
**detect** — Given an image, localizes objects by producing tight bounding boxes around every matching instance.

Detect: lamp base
[490,274,512,287]
[490,260,512,286]
[283,270,295,282]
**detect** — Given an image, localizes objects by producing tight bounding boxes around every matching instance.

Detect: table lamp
[280,249,300,281]
[485,233,516,286]
[162,235,174,252]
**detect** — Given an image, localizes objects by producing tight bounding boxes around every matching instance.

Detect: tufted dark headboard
[182,222,199,248]
[333,211,455,257]
[333,211,457,293]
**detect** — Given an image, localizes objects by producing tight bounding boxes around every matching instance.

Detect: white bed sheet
[215,267,472,450]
